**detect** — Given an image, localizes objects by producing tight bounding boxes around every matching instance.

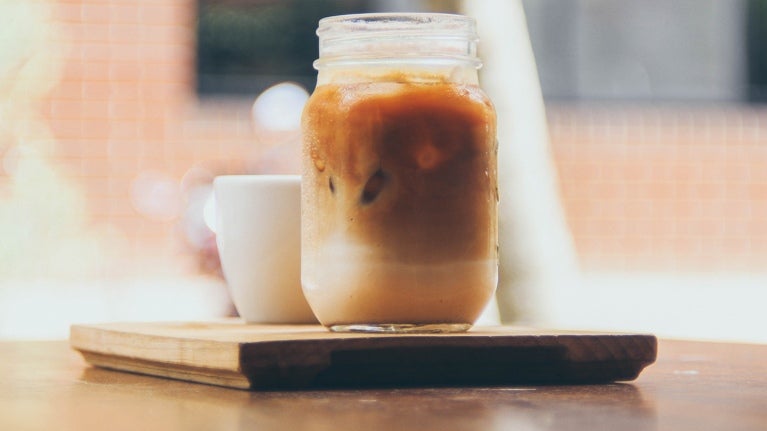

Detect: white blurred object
[550,271,767,344]
[0,277,232,340]
[182,183,215,249]
[130,171,182,222]
[475,294,501,326]
[203,193,217,234]
[462,0,579,325]
[250,82,306,174]
[214,175,316,323]
[251,82,309,132]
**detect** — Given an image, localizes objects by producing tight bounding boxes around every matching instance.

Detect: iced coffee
[301,13,497,332]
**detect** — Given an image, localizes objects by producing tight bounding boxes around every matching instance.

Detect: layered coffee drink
[301,14,497,332]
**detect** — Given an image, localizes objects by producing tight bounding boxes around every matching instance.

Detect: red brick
[748,183,767,201]
[674,161,704,182]
[48,81,83,100]
[723,219,752,237]
[143,24,190,46]
[751,161,767,182]
[109,23,144,43]
[106,155,141,177]
[79,118,111,139]
[78,139,109,158]
[81,43,111,62]
[719,235,753,254]
[78,23,110,43]
[83,81,112,99]
[676,219,725,237]
[614,160,653,182]
[109,62,144,81]
[84,180,110,198]
[53,140,84,158]
[108,100,144,119]
[587,219,627,238]
[142,63,178,83]
[98,197,138,217]
[110,3,140,24]
[49,100,81,119]
[138,4,183,26]
[626,218,675,238]
[79,4,108,24]
[696,200,732,221]
[109,45,141,62]
[49,117,81,139]
[655,236,703,256]
[720,163,752,185]
[691,182,727,201]
[619,233,654,254]
[561,197,602,221]
[109,82,141,100]
[749,201,767,222]
[78,157,112,178]
[61,60,110,82]
[80,100,110,119]
[625,182,672,201]
[107,139,139,158]
[108,120,141,139]
[621,199,654,221]
[54,3,83,23]
[139,120,168,140]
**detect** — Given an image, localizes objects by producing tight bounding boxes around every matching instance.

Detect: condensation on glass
[301,13,498,333]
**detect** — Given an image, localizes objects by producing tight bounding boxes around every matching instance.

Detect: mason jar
[301,13,498,333]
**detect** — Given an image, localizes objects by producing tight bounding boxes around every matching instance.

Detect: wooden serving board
[70,320,657,390]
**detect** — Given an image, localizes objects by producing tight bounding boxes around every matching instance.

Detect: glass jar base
[329,323,472,334]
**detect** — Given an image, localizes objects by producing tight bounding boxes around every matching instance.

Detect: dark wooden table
[2,338,765,430]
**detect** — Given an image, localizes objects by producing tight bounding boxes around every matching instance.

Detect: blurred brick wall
[550,105,767,271]
[44,0,263,275]
[38,0,767,275]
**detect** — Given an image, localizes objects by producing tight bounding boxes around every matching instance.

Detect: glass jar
[301,13,497,333]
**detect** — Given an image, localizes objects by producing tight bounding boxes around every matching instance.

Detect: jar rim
[318,13,477,39]
[315,13,480,69]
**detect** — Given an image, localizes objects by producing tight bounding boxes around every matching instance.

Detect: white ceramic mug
[213,175,316,323]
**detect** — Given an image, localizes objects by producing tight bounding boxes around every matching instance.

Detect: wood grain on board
[70,320,657,389]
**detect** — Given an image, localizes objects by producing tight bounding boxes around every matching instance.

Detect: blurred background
[1,0,765,341]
